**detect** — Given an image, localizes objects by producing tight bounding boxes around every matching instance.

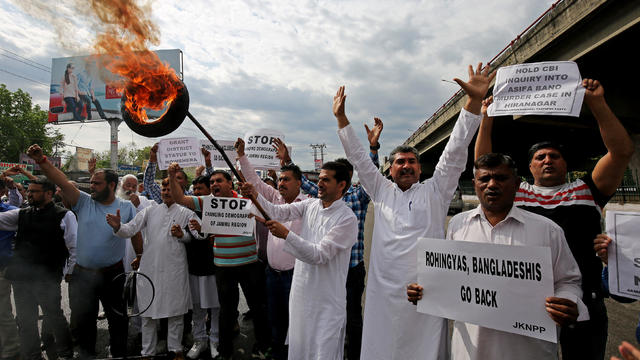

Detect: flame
[88,0,182,124]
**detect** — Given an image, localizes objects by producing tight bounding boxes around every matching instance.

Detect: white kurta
[124,195,154,273]
[257,195,358,360]
[337,109,481,360]
[448,205,587,360]
[116,202,200,319]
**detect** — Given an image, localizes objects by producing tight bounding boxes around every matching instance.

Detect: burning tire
[121,83,189,138]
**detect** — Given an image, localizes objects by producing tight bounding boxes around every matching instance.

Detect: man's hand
[26,144,44,162]
[333,85,347,120]
[594,233,612,264]
[365,117,383,147]
[481,96,494,119]
[88,157,96,175]
[201,147,212,167]
[239,182,256,198]
[131,256,140,271]
[129,193,140,208]
[454,63,495,115]
[3,166,23,177]
[235,138,245,157]
[273,138,291,166]
[195,165,205,177]
[64,274,72,283]
[167,162,181,178]
[106,209,122,232]
[407,283,424,305]
[149,143,159,163]
[612,341,640,360]
[266,220,289,239]
[170,224,184,238]
[583,78,605,106]
[545,296,578,326]
[188,219,201,233]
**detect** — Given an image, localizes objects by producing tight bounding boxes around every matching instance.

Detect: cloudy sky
[0,0,556,169]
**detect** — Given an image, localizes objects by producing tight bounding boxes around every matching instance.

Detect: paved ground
[8,199,640,359]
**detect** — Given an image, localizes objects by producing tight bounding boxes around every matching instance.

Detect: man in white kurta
[333,64,494,360]
[244,161,358,360]
[107,180,202,357]
[408,153,587,359]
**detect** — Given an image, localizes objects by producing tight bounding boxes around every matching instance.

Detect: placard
[201,140,236,169]
[606,211,640,300]
[243,129,284,169]
[201,196,254,236]
[156,137,204,170]
[416,237,557,343]
[488,61,584,117]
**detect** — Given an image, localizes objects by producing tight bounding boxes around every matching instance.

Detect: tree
[0,84,65,162]
[93,143,151,169]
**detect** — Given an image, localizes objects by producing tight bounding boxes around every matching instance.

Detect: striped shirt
[192,191,258,267]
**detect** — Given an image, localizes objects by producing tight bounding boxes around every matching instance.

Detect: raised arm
[431,63,494,198]
[241,182,306,223]
[27,144,80,207]
[168,163,197,210]
[143,143,162,203]
[266,214,357,265]
[474,96,494,160]
[585,79,635,196]
[201,147,214,177]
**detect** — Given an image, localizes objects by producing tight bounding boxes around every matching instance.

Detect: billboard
[48,49,183,124]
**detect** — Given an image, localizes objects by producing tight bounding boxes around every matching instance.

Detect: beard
[91,186,111,202]
[116,187,139,200]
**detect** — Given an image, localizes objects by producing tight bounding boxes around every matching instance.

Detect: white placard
[201,140,237,169]
[488,61,584,117]
[606,211,640,300]
[243,129,284,170]
[156,137,204,170]
[201,195,254,236]
[417,237,557,343]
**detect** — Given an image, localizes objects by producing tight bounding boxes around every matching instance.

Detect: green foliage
[93,143,152,169]
[0,84,65,162]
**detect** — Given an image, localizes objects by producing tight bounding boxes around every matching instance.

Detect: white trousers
[141,315,184,355]
[192,305,220,343]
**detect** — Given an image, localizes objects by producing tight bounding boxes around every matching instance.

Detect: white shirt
[115,202,202,319]
[448,205,587,360]
[0,206,77,276]
[257,195,358,360]
[337,108,481,360]
[240,154,306,270]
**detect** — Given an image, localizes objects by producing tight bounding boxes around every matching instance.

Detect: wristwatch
[370,143,380,150]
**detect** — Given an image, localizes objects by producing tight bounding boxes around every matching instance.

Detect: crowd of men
[0,62,638,360]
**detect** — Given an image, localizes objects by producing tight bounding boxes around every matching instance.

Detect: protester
[106,178,202,359]
[26,144,142,358]
[0,178,19,360]
[475,79,635,359]
[242,160,358,360]
[0,176,77,360]
[236,138,307,360]
[118,174,154,273]
[168,164,270,360]
[184,175,221,359]
[276,125,380,360]
[333,63,494,359]
[408,153,586,359]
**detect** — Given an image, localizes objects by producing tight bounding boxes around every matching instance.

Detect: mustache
[399,168,414,176]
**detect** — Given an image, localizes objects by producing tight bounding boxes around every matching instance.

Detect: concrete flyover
[382,0,640,183]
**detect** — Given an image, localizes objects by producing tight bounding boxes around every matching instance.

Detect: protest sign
[417,237,557,343]
[606,211,640,300]
[201,196,254,236]
[156,137,204,170]
[201,140,236,169]
[75,147,93,171]
[243,129,284,169]
[488,61,584,117]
